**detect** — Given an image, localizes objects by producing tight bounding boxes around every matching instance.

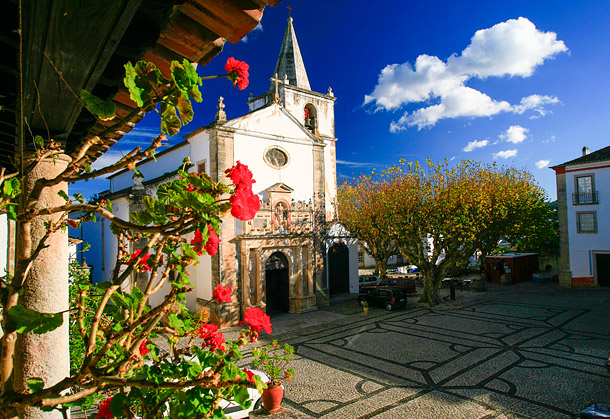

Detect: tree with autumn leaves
[338,159,551,305]
[0,56,277,419]
[336,175,397,279]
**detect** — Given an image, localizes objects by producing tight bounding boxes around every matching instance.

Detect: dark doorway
[328,242,350,295]
[265,252,290,313]
[596,254,610,286]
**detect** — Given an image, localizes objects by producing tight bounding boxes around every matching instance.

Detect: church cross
[287,4,292,18]
[270,73,282,103]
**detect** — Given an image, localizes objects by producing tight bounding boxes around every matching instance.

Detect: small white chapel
[80,17,359,326]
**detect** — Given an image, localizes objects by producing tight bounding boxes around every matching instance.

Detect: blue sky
[75,0,610,201]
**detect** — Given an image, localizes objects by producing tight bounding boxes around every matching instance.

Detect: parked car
[359,274,380,289]
[357,288,407,311]
[360,277,416,294]
[573,403,610,418]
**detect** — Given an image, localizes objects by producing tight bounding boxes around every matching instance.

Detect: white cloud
[336,159,376,168]
[240,24,263,43]
[492,149,518,159]
[512,94,560,116]
[535,159,550,169]
[463,139,489,152]
[500,125,528,144]
[365,17,567,130]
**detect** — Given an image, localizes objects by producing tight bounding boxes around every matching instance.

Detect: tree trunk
[418,268,442,305]
[374,258,387,279]
[14,155,71,419]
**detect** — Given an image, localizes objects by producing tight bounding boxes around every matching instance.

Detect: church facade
[80,18,359,326]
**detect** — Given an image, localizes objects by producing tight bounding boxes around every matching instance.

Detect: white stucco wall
[565,164,610,279]
[109,142,191,192]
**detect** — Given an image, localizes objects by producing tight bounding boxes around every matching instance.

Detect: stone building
[80,17,359,326]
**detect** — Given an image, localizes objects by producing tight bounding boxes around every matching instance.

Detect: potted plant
[252,340,295,413]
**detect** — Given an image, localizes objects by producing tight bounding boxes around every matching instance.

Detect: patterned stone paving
[245,284,610,418]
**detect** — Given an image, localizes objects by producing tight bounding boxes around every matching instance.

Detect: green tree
[343,159,550,305]
[337,175,397,278]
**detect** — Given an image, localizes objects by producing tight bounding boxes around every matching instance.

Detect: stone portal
[265,251,291,313]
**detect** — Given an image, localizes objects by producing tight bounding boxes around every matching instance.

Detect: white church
[78,17,359,326]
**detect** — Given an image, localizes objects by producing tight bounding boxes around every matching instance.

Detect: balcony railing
[572,191,599,205]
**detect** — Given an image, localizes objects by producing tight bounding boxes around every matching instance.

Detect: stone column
[209,127,239,326]
[15,155,71,419]
[130,171,149,293]
[253,248,262,306]
[555,170,572,288]
[312,144,328,307]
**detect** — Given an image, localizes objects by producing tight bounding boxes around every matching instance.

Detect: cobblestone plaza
[244,283,610,418]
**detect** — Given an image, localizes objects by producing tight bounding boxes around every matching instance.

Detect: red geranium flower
[198,323,225,352]
[97,397,114,419]
[129,250,152,273]
[213,283,232,304]
[191,229,204,256]
[198,323,219,338]
[208,332,226,351]
[229,188,261,221]
[243,368,256,385]
[204,225,220,256]
[243,307,272,335]
[225,161,255,190]
[225,57,249,90]
[139,339,150,356]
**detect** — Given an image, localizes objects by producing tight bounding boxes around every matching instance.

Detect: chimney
[582,146,590,156]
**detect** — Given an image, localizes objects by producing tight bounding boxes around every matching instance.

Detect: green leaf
[26,377,45,393]
[124,62,146,107]
[171,59,202,102]
[79,90,116,121]
[234,386,251,408]
[73,193,84,204]
[7,204,17,220]
[34,135,45,150]
[3,178,21,198]
[6,306,63,334]
[160,104,181,137]
[57,190,69,202]
[176,92,194,126]
[134,61,162,90]
[109,393,128,417]
[167,314,185,334]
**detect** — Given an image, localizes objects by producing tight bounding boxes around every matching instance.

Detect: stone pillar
[130,171,149,293]
[15,155,71,419]
[253,248,262,307]
[555,170,572,288]
[209,127,240,326]
[312,144,328,307]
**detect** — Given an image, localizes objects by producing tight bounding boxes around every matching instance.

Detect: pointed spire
[273,17,311,90]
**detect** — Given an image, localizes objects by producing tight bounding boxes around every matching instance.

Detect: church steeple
[273,17,311,90]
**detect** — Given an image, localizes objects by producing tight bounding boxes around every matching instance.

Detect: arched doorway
[328,242,349,295]
[265,252,290,313]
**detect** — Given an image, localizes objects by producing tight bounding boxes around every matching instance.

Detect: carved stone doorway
[265,252,290,313]
[328,242,349,295]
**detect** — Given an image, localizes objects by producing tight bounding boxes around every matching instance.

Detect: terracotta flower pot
[262,382,284,412]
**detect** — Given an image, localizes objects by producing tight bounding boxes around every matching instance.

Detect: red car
[360,277,416,294]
